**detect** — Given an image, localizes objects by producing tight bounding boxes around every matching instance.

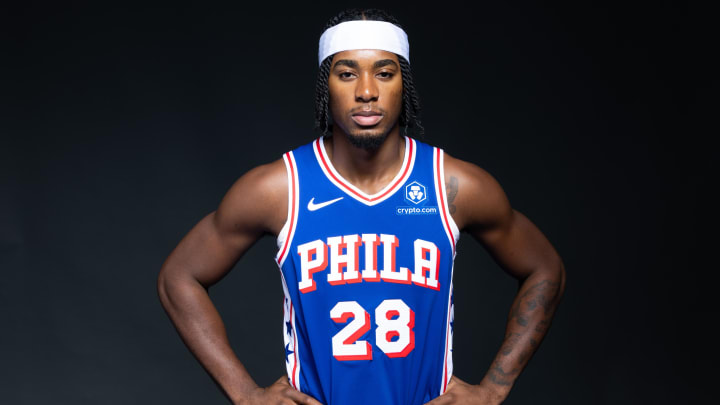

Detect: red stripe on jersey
[443,302,451,392]
[315,138,414,203]
[290,301,298,389]
[278,153,297,264]
[435,147,455,394]
[435,149,456,255]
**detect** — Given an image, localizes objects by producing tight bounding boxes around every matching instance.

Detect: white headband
[318,20,410,66]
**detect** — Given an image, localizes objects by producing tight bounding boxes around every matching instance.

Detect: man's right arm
[156,159,321,405]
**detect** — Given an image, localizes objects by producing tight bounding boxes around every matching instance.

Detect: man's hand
[240,375,324,405]
[424,375,507,405]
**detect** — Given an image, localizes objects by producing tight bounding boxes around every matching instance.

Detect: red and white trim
[433,147,460,255]
[279,270,301,390]
[276,152,302,389]
[433,147,459,395]
[440,281,455,395]
[276,151,300,266]
[313,136,416,206]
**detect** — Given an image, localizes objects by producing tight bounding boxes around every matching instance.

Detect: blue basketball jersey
[275,136,460,405]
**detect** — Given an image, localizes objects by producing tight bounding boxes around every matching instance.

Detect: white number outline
[330,299,415,361]
[330,301,372,360]
[375,299,415,357]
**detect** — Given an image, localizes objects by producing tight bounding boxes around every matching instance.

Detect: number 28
[330,299,415,361]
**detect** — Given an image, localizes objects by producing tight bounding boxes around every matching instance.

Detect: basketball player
[157,9,565,405]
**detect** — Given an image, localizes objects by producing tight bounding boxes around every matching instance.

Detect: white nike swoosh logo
[307,197,344,211]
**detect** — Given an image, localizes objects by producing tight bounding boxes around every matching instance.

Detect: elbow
[157,265,180,309]
[157,268,170,307]
[157,265,204,312]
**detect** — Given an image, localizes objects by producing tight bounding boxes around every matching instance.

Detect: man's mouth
[351,111,383,126]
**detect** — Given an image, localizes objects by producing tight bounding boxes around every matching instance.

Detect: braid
[398,55,423,137]
[313,8,424,138]
[314,57,332,135]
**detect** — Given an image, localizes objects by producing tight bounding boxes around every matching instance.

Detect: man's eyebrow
[333,59,359,69]
[332,59,399,69]
[373,59,398,69]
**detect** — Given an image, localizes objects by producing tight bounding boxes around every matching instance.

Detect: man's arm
[156,159,321,405]
[430,154,566,404]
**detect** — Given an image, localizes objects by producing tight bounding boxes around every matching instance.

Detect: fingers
[276,375,292,385]
[283,387,323,405]
[424,394,453,405]
[446,374,456,391]
[446,374,463,391]
[424,375,462,404]
[274,375,324,405]
[450,374,467,384]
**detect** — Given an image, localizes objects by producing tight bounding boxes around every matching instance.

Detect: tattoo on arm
[485,278,562,389]
[488,361,518,386]
[446,176,458,214]
[500,332,522,355]
[535,320,549,334]
[510,280,559,326]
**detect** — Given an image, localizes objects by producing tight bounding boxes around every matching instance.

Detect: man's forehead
[331,49,399,66]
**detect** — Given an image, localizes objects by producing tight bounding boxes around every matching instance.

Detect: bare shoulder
[215,157,288,238]
[443,152,513,233]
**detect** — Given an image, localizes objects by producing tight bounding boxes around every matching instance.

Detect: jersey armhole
[275,151,299,265]
[433,148,461,254]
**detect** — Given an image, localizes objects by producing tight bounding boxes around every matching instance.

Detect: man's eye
[339,72,354,79]
[377,71,394,79]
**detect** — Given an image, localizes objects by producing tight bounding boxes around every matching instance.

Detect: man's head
[315,9,423,150]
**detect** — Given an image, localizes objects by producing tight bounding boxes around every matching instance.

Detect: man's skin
[157,48,566,405]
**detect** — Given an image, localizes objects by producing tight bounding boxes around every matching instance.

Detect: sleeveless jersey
[275,136,460,405]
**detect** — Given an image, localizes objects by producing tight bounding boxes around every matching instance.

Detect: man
[157,8,565,405]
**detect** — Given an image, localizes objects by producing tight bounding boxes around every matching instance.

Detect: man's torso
[275,136,459,405]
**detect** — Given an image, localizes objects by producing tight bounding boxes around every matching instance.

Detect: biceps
[161,212,262,287]
[472,209,559,280]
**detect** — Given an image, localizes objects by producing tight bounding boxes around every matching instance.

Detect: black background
[1,1,710,404]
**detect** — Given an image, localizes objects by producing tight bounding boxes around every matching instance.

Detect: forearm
[480,265,565,400]
[157,274,259,404]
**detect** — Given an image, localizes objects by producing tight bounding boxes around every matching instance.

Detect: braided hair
[314,9,424,138]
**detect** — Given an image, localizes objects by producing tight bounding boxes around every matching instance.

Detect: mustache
[349,105,386,114]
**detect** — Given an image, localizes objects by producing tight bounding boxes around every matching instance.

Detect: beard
[329,106,400,151]
[346,130,390,151]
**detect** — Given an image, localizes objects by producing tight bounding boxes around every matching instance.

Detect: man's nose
[355,73,379,102]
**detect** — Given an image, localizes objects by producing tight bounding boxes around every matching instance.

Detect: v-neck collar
[312,136,416,206]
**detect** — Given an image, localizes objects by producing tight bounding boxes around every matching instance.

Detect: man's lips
[351,111,383,126]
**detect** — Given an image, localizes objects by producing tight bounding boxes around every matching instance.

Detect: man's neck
[324,127,406,195]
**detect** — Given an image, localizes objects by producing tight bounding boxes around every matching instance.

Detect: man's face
[328,49,403,149]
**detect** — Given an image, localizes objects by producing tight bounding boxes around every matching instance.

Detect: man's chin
[346,131,389,151]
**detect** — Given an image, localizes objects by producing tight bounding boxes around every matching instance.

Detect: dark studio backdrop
[1,1,709,404]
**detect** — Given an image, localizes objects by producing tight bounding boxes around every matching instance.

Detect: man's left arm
[428,154,566,404]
